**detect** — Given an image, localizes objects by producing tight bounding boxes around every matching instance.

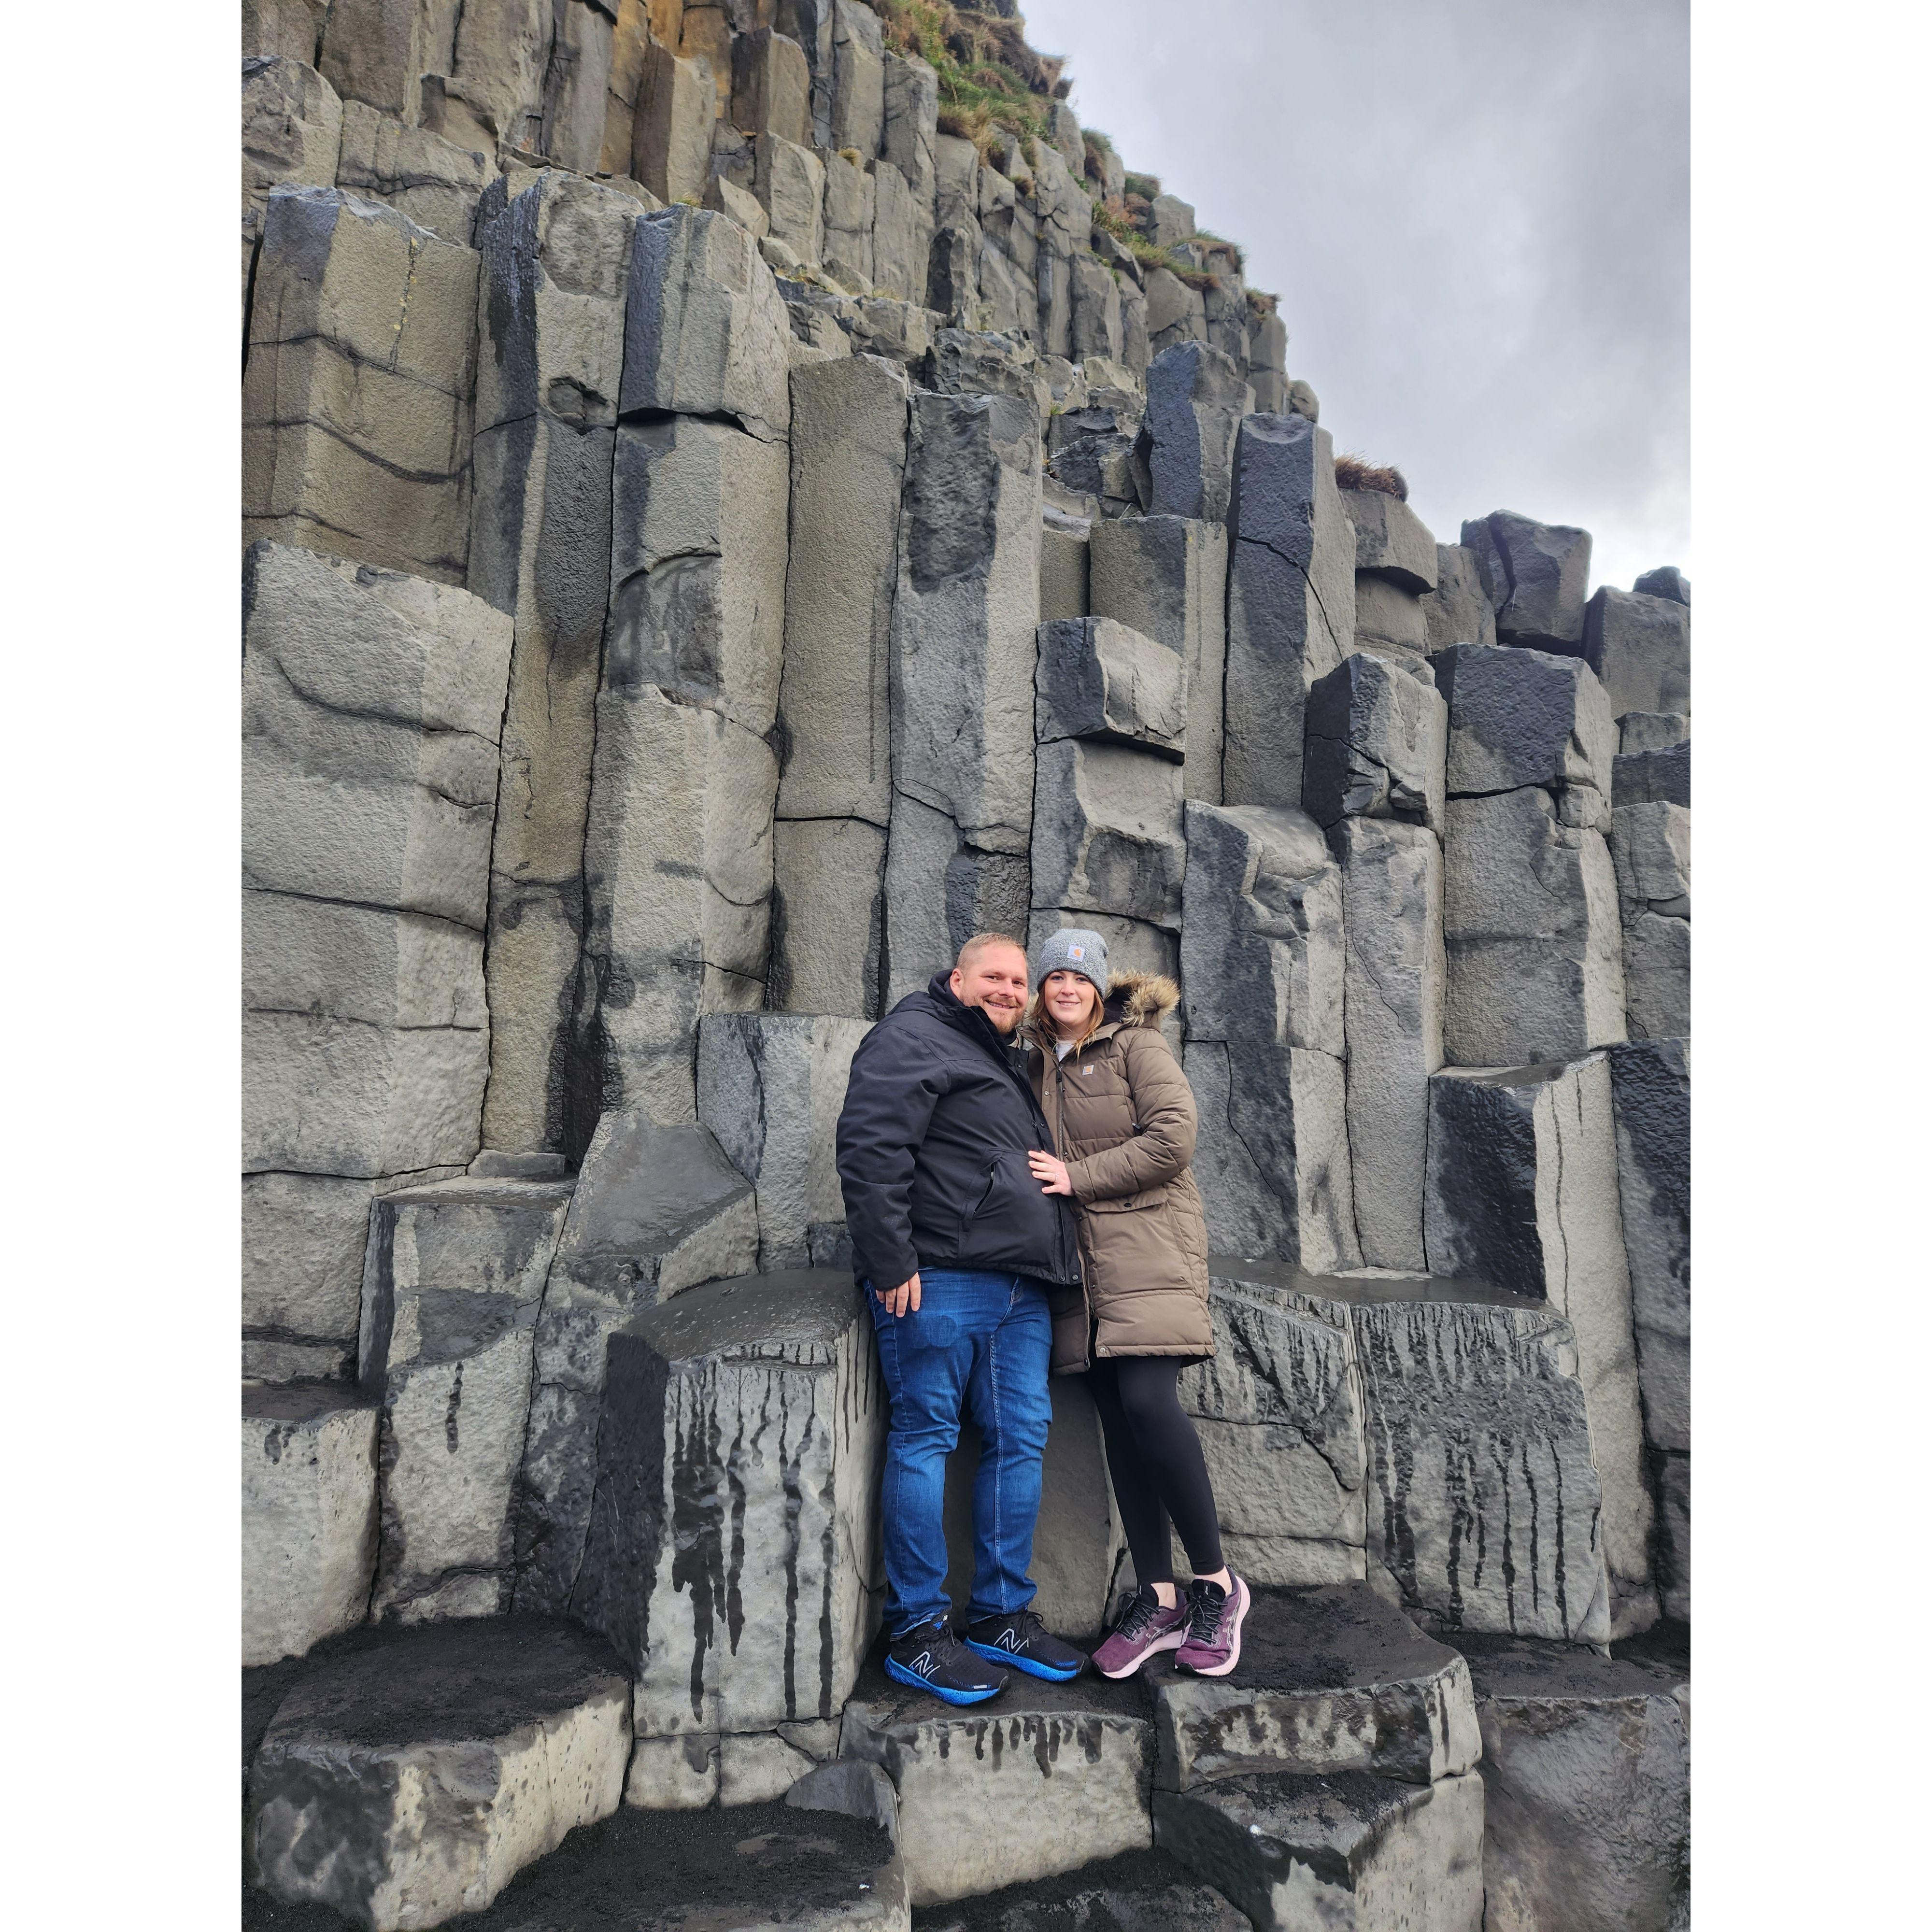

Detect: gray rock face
[830,0,885,158]
[697,1013,870,1270]
[1072,248,1125,362]
[248,1619,631,1930]
[1035,618,1188,757]
[1154,1769,1485,1932]
[514,1111,758,1613]
[771,816,888,1019]
[242,57,344,316]
[1088,516,1228,806]
[1583,586,1691,720]
[630,37,714,205]
[843,1667,1154,1904]
[1434,641,1616,806]
[884,389,1042,1000]
[731,27,811,145]
[1619,712,1689,754]
[1613,737,1690,808]
[1655,1449,1690,1622]
[1352,573,1430,664]
[1440,787,1626,1068]
[1332,820,1445,1272]
[1460,511,1592,652]
[1039,518,1091,623]
[1179,1275,1367,1584]
[242,1381,379,1666]
[821,145,877,293]
[869,157,933,302]
[242,544,511,1180]
[777,354,909,826]
[924,1851,1246,1932]
[246,0,330,62]
[881,49,938,207]
[1224,414,1357,810]
[570,1271,885,1752]
[1351,1287,1611,1645]
[1151,1584,1479,1791]
[243,187,477,583]
[621,203,791,443]
[1463,1638,1690,1932]
[1632,565,1690,605]
[942,1375,1124,1637]
[1181,804,1359,1271]
[245,1169,461,1380]
[335,99,491,243]
[1607,1039,1690,1457]
[1150,193,1197,249]
[470,170,638,1156]
[357,1177,574,1622]
[753,131,826,264]
[1612,802,1690,1041]
[1344,490,1438,594]
[1305,653,1447,833]
[1423,1058,1656,1634]
[1138,341,1252,523]
[1421,543,1498,651]
[1032,740,1188,931]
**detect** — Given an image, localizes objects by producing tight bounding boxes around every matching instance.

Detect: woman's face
[1042,969,1098,1036]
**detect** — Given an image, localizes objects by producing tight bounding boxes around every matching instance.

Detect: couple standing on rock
[835,929,1249,1706]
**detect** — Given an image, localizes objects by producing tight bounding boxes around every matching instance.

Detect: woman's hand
[1029,1150,1073,1195]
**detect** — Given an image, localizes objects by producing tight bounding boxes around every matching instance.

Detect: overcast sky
[1024,0,1690,593]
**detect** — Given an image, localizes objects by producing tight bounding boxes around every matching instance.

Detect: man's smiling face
[950,944,1030,1035]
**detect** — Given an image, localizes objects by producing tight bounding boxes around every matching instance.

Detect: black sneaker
[962,1608,1088,1682]
[885,1618,1010,1706]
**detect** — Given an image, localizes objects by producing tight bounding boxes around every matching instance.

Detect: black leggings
[1087,1355,1224,1584]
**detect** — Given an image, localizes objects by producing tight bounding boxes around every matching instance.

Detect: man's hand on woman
[876,1273,922,1316]
[1029,1150,1073,1195]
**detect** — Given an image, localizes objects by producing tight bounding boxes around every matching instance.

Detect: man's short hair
[955,931,1028,975]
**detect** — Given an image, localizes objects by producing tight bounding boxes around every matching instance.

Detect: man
[837,933,1089,1704]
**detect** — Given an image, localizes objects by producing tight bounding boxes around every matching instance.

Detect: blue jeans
[867,1269,1054,1638]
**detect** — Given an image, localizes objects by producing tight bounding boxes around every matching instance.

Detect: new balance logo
[994,1629,1029,1653]
[910,1651,937,1677]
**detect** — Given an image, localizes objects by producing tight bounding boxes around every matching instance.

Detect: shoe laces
[1185,1581,1228,1648]
[1111,1587,1165,1643]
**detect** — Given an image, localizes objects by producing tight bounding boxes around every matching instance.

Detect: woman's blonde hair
[1025,970,1107,1053]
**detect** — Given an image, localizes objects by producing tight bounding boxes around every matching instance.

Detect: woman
[1023,927,1249,1679]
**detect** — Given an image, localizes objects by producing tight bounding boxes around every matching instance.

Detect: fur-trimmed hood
[1026,968,1178,1051]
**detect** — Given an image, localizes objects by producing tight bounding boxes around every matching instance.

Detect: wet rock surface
[913,1847,1247,1932]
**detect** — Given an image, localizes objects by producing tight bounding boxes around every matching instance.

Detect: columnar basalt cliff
[242,6,1690,1928]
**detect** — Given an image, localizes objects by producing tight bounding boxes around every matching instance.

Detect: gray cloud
[1023,0,1689,591]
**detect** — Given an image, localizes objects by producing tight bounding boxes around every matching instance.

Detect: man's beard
[979,1001,1024,1036]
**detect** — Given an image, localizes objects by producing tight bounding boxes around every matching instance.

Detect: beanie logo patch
[1067,945,1085,960]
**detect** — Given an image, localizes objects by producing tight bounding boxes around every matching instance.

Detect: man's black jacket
[836,971,1082,1291]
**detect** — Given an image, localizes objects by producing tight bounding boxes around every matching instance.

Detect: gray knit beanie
[1033,927,1110,997]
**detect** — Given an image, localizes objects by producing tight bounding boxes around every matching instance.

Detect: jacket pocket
[1086,1182,1170,1214]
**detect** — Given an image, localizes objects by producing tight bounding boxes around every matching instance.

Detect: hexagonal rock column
[1151,1583,1479,1792]
[1462,1636,1690,1932]
[241,56,343,321]
[1344,487,1437,668]
[1612,800,1691,1041]
[357,1175,575,1621]
[1179,804,1360,1272]
[569,1271,886,1803]
[941,1374,1126,1638]
[1179,1271,1367,1586]
[1583,585,1691,721]
[1331,820,1445,1272]
[697,1012,871,1270]
[1304,653,1446,834]
[1433,642,1625,1067]
[842,1662,1155,1904]
[1155,1768,1485,1932]
[1422,543,1498,651]
[1350,1283,1613,1646]
[1223,412,1356,810]
[884,390,1042,1000]
[1608,1037,1691,1620]
[1088,516,1227,805]
[771,353,909,1020]
[1031,740,1187,938]
[513,1110,758,1615]
[242,541,513,1377]
[243,186,478,585]
[1423,1056,1655,1635]
[1035,617,1188,757]
[1460,511,1592,654]
[1137,341,1253,523]
[242,1382,380,1666]
[469,170,639,1159]
[248,1619,631,1931]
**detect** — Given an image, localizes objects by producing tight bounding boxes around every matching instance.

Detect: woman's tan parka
[1028,971,1214,1374]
